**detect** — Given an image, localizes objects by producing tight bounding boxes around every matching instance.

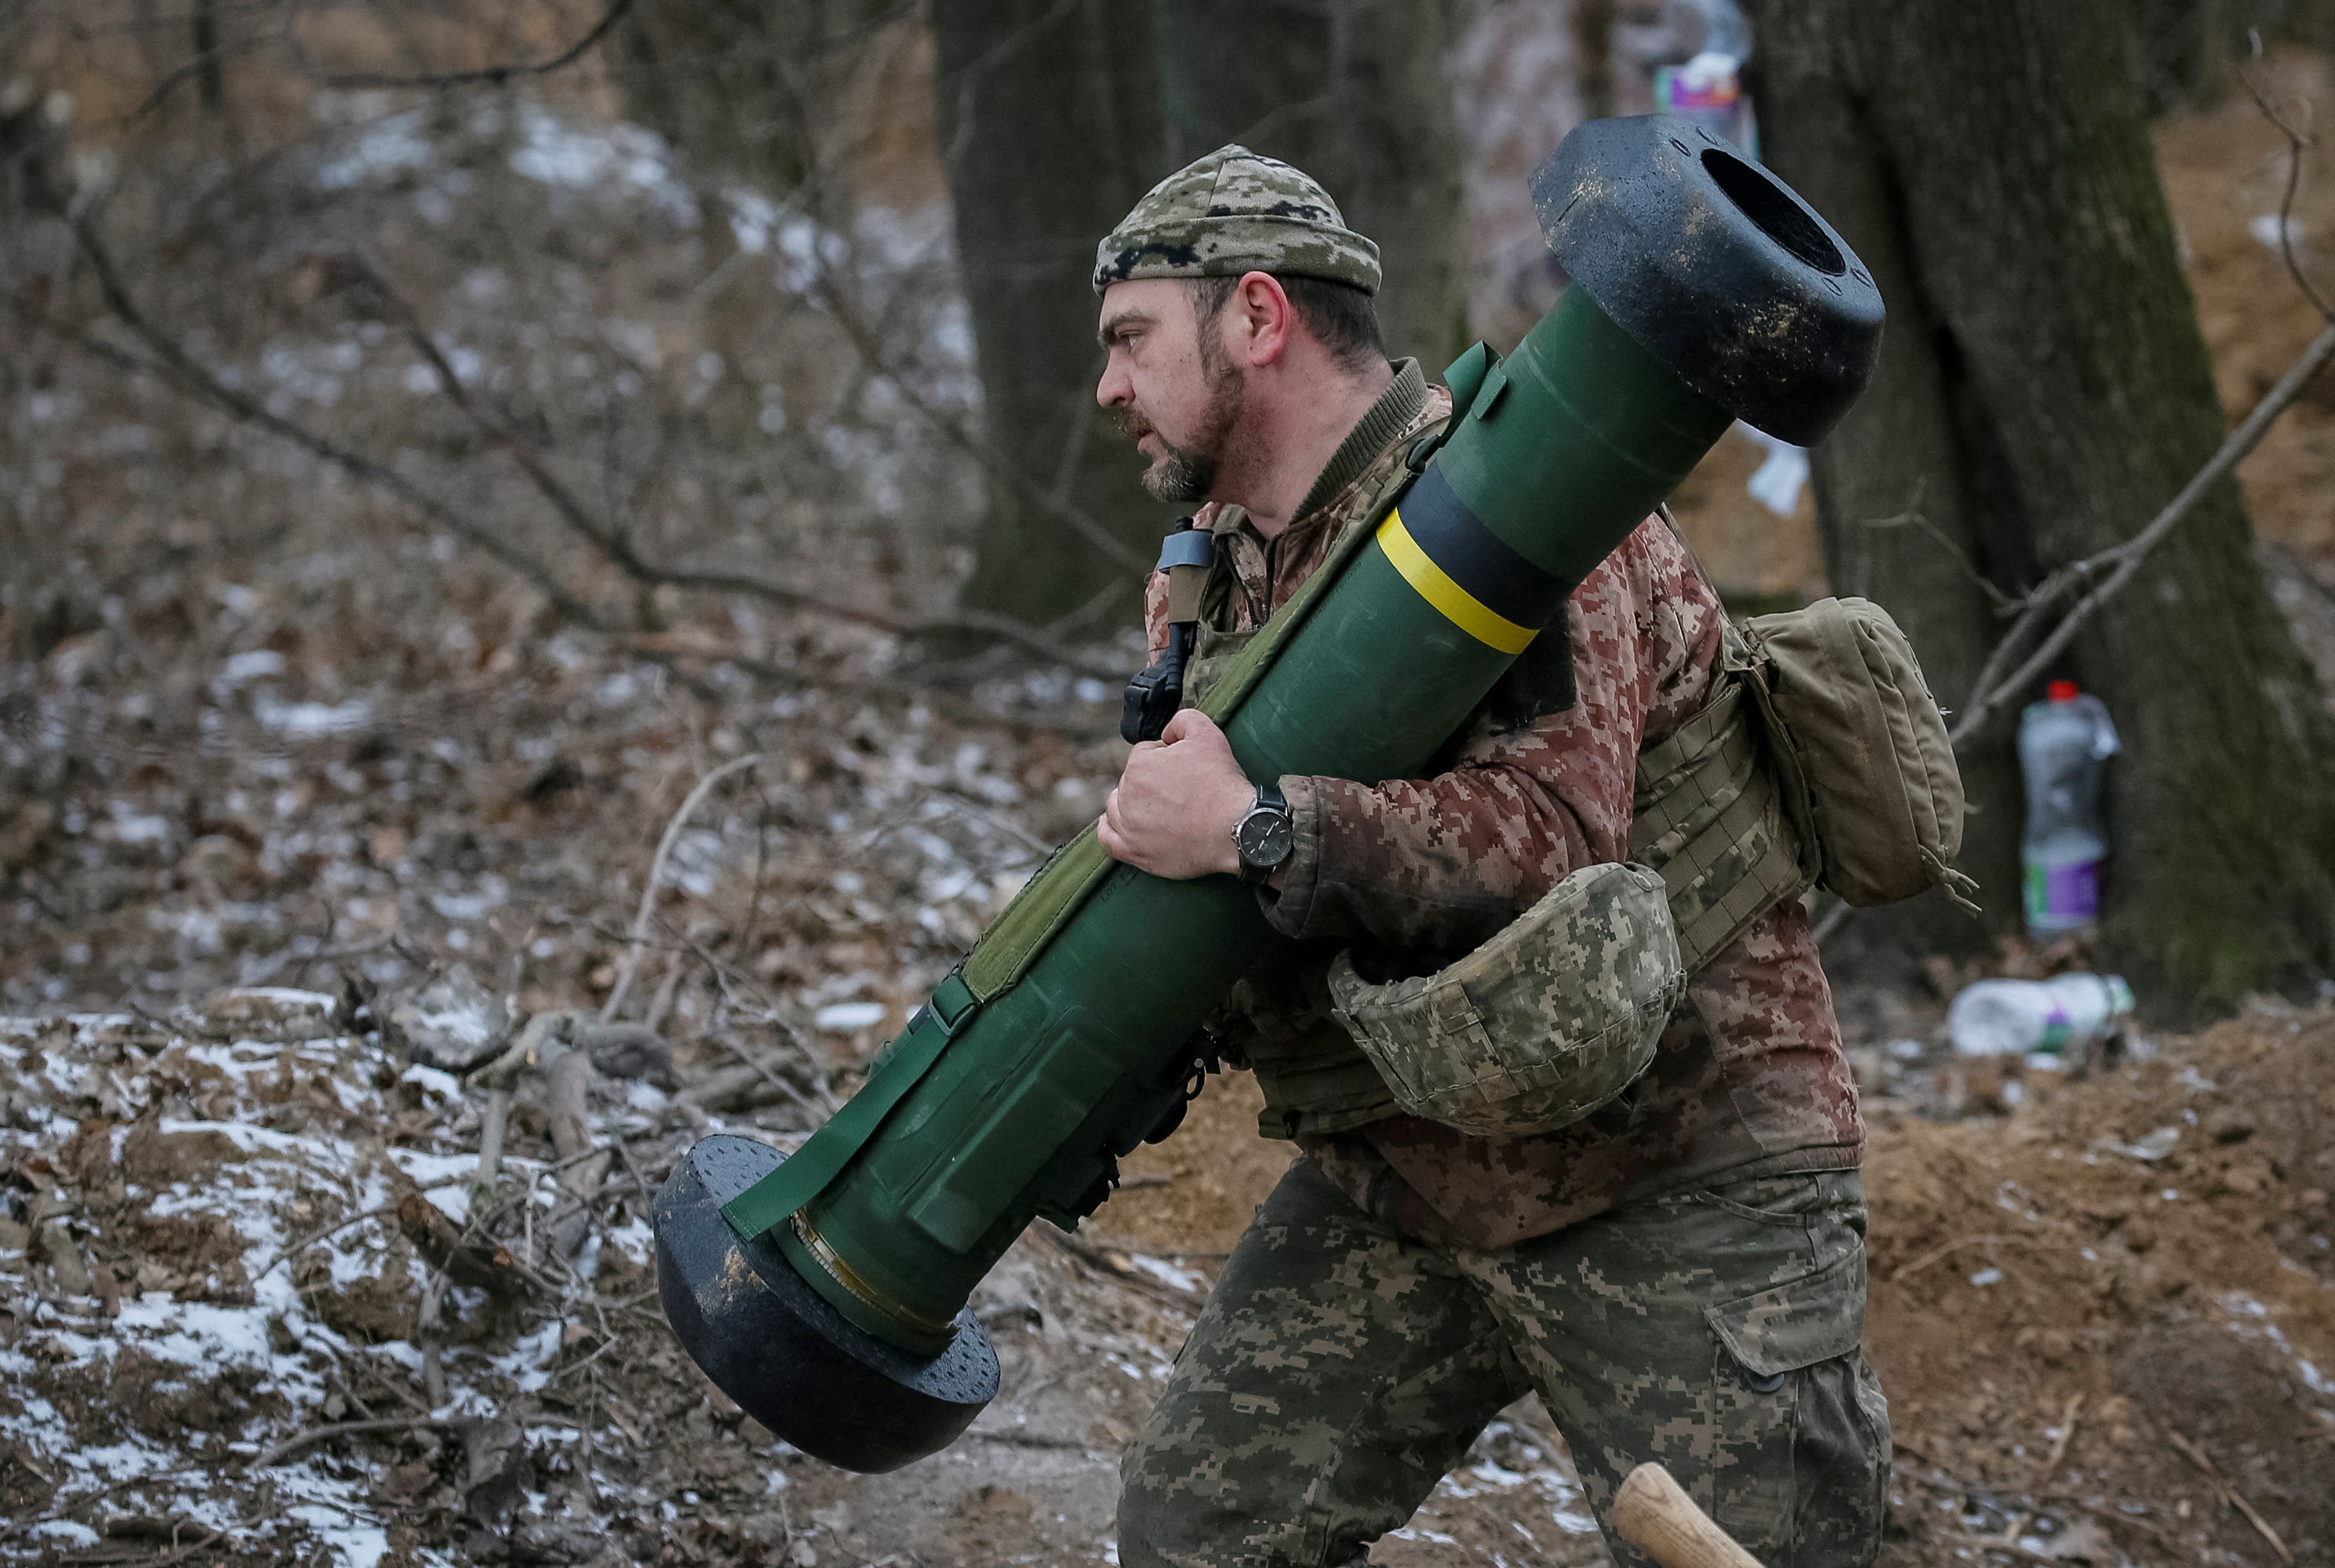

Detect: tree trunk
[608,0,873,196]
[1572,0,1619,123]
[1744,0,2335,1016]
[1153,0,1468,372]
[934,0,1172,632]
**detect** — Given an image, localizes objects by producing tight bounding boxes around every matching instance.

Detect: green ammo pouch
[1325,861,1686,1139]
[1731,597,1975,911]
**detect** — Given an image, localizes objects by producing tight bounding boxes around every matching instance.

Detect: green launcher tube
[750,285,1727,1351]
[653,114,1886,1473]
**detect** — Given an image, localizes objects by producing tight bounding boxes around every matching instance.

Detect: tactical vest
[1183,539,1807,1142]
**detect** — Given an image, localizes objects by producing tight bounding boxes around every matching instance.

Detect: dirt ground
[8,992,2334,1567]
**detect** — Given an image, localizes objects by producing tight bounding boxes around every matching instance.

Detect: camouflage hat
[1093,144,1382,295]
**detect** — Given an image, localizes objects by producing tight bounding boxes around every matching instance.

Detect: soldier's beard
[1116,363,1247,503]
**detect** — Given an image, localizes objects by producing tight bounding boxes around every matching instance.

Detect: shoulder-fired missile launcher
[653,115,1884,1473]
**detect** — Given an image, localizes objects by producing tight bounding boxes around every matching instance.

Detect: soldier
[1090,145,1889,1567]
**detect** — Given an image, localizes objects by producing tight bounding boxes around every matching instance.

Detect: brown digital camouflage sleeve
[1264,516,1724,954]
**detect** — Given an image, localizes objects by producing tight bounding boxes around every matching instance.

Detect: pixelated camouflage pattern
[1094,143,1383,294]
[1144,409,1863,1250]
[1325,860,1685,1138]
[1117,1158,1889,1568]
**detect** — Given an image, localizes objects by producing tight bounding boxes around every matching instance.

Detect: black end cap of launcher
[653,1134,998,1473]
[1532,115,1884,447]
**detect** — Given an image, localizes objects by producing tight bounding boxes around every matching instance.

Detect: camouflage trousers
[1118,1158,1888,1568]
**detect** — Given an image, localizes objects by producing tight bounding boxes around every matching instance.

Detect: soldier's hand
[1097,709,1254,879]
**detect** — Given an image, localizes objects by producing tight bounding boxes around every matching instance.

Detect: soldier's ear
[1233,271,1292,367]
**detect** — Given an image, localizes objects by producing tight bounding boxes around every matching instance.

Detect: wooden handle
[1613,1463,1765,1568]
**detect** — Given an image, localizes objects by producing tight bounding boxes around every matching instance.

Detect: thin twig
[247,1202,401,1285]
[1888,1231,2058,1284]
[1858,479,2020,614]
[2243,33,2332,322]
[2167,1429,2293,1563]
[310,0,639,89]
[602,753,767,1021]
[248,1416,451,1470]
[817,273,1149,576]
[2037,1391,2082,1482]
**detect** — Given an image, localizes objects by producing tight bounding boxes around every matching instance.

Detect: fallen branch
[395,1193,538,1300]
[1036,1224,1205,1308]
[248,1416,453,1470]
[692,1035,829,1122]
[603,754,767,1022]
[417,1272,449,1410]
[2168,1429,2293,1563]
[539,1045,613,1260]
[141,1520,231,1565]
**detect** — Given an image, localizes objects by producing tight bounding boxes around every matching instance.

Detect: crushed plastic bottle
[1947,972,2135,1058]
[2018,680,2119,934]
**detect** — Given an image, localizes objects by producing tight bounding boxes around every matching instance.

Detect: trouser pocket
[1700,1226,1886,1567]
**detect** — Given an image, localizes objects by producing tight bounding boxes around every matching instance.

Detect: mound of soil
[1866,1003,2335,1565]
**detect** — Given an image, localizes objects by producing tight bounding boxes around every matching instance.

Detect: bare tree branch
[1856,477,2022,615]
[2243,30,2332,322]
[1949,319,2335,744]
[304,0,642,91]
[333,253,1131,675]
[55,204,614,630]
[1812,67,2335,947]
[51,214,1127,679]
[816,270,1151,575]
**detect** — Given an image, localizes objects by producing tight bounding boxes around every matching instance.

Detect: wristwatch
[1232,781,1295,886]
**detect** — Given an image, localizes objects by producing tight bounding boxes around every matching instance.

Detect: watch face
[1236,805,1295,867]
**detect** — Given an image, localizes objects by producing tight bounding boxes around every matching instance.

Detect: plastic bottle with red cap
[2018,680,2120,934]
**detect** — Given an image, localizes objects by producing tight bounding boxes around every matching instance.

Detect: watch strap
[1235,781,1293,885]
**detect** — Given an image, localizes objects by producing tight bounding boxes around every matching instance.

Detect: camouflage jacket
[1141,361,1862,1252]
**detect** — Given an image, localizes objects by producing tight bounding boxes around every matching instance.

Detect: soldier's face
[1096,279,1247,502]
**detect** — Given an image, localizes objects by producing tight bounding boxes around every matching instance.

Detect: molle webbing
[1249,675,1808,1142]
[1628,680,1811,973]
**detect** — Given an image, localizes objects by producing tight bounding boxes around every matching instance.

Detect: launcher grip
[1613,1464,1765,1568]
